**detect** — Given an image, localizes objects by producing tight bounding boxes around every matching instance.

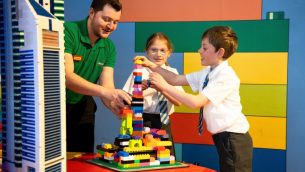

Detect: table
[67,153,216,172]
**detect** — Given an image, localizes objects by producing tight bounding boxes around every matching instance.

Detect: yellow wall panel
[247,116,286,150]
[229,53,287,84]
[183,52,288,84]
[184,53,204,74]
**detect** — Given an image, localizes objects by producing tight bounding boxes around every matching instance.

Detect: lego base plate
[87,158,189,171]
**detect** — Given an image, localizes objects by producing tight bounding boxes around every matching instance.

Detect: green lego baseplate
[87,158,189,171]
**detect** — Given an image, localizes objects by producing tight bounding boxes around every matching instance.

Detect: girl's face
[198,38,223,68]
[146,39,170,66]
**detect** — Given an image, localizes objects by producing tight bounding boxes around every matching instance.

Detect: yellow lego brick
[156,141,172,147]
[103,143,112,149]
[129,139,142,147]
[134,59,143,65]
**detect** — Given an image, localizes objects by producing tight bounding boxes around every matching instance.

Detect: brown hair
[202,26,238,59]
[91,0,122,12]
[145,32,173,66]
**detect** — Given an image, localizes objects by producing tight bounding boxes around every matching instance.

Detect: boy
[135,26,253,172]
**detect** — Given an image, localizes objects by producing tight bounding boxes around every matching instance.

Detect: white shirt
[186,61,249,134]
[123,65,184,115]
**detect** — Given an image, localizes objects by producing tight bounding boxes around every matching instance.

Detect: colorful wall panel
[120,0,262,22]
[183,144,286,172]
[135,20,288,52]
[171,114,286,150]
[183,52,288,84]
[134,10,288,172]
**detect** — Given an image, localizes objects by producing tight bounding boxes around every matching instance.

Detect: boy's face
[89,4,121,39]
[198,38,223,68]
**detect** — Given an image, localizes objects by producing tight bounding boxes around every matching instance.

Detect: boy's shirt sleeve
[186,69,205,92]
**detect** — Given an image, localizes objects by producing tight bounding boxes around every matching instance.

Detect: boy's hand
[134,56,156,68]
[149,72,169,92]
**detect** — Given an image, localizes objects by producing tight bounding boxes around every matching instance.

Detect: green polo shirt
[64,18,116,104]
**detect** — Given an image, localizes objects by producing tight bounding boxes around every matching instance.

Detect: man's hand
[101,89,132,115]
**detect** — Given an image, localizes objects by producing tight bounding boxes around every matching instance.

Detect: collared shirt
[186,61,249,134]
[123,65,184,115]
[64,18,116,104]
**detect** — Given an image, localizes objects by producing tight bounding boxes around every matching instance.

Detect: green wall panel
[135,20,289,52]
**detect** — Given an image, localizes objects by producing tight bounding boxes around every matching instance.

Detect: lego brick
[266,11,285,20]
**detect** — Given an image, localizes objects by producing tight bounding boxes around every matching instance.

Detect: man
[64,0,131,152]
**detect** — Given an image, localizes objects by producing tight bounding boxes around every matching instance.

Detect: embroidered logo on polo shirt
[73,55,82,61]
[97,62,104,66]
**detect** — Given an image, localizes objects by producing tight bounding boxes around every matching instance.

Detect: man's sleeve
[64,23,74,54]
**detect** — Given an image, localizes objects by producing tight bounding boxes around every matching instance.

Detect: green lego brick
[267,11,285,20]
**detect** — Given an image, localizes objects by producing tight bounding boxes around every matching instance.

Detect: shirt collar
[79,17,106,48]
[208,60,229,78]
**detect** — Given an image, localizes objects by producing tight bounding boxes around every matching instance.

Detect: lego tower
[130,59,145,138]
[1,0,66,171]
[95,60,175,169]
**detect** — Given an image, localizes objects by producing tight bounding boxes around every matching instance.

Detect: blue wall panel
[64,0,90,21]
[182,144,219,171]
[252,148,286,172]
[183,144,286,172]
[262,1,305,171]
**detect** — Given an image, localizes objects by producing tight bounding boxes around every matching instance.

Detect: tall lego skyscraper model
[1,0,66,171]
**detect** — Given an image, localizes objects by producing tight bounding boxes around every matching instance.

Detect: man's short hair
[91,0,122,12]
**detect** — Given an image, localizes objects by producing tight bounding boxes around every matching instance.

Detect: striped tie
[158,92,169,125]
[198,72,210,135]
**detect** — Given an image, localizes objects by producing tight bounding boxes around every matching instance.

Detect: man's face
[89,4,121,38]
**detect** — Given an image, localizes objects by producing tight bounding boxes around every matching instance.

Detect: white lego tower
[1,0,66,171]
